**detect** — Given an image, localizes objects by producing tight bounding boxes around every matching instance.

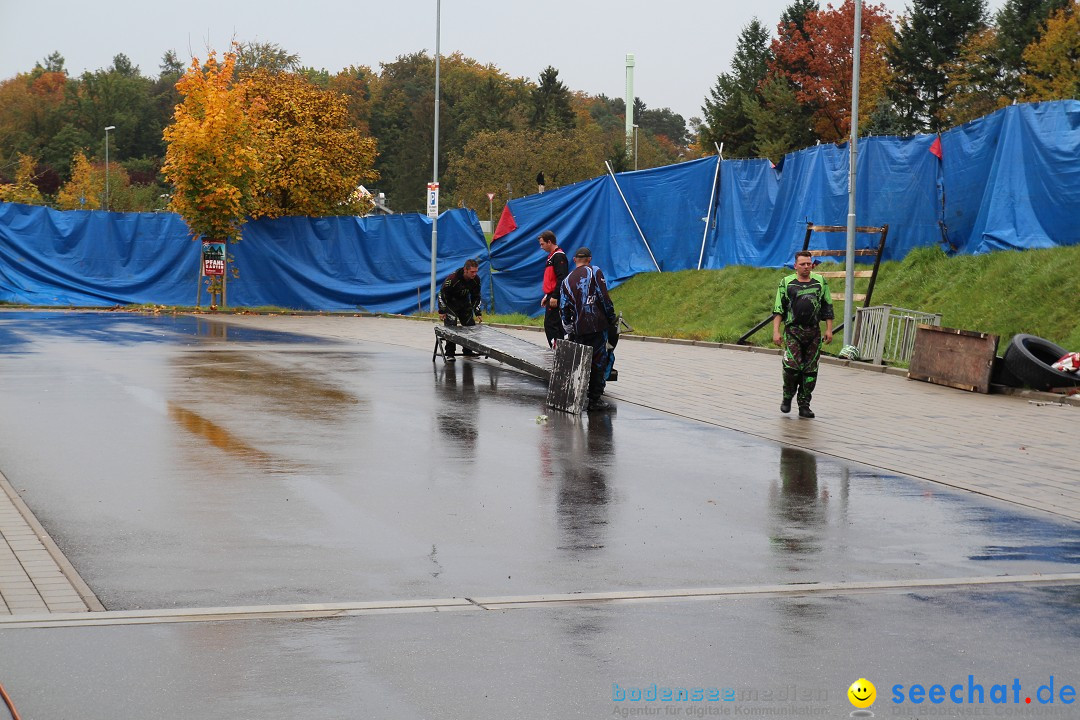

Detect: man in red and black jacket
[538,230,570,348]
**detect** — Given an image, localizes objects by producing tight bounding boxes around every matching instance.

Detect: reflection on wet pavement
[770,447,827,558]
[172,350,363,422]
[168,402,282,472]
[554,414,613,554]
[435,361,481,454]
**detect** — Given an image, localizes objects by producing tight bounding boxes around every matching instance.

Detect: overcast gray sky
[0,0,1006,122]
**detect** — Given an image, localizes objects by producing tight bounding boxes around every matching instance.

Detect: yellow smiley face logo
[848,678,876,709]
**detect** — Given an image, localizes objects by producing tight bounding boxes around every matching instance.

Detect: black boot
[798,405,815,418]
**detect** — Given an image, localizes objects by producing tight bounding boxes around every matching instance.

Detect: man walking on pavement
[772,250,834,418]
[438,258,483,361]
[561,247,618,412]
[538,230,570,348]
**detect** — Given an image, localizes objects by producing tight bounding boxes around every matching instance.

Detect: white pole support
[606,161,661,273]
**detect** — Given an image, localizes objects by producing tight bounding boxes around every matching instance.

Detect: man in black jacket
[438,259,483,361]
[560,247,617,411]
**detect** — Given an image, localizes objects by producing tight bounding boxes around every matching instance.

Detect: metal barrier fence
[854,305,942,365]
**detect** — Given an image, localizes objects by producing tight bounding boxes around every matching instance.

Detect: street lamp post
[104,126,116,211]
[429,0,441,313]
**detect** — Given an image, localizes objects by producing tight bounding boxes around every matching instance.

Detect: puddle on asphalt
[0,310,327,349]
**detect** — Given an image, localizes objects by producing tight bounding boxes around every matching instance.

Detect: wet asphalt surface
[0,311,1078,719]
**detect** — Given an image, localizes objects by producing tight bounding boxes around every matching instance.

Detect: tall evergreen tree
[886,0,987,133]
[700,19,772,157]
[530,66,575,131]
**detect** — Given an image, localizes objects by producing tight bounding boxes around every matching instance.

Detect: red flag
[492,205,517,241]
[929,134,943,160]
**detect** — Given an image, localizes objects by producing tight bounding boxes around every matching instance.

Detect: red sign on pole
[486,192,495,201]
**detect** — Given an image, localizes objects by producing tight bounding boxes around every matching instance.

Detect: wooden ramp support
[433,324,593,414]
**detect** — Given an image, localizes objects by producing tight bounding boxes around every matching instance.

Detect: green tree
[699,19,772,157]
[585,94,626,134]
[886,0,987,133]
[64,54,164,163]
[446,126,608,211]
[368,52,436,212]
[530,66,575,131]
[745,75,818,162]
[0,61,70,181]
[637,104,688,146]
[235,42,301,73]
[369,52,534,212]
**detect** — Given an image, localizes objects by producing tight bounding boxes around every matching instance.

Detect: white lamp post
[429,0,441,312]
[104,125,116,211]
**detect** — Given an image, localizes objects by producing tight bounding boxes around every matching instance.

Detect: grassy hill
[490,245,1080,356]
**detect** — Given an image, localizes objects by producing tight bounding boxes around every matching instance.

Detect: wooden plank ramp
[433,324,592,413]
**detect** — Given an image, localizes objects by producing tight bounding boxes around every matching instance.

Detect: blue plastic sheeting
[488,101,1079,316]
[489,157,719,315]
[703,158,779,268]
[754,134,942,266]
[0,203,195,306]
[610,156,721,272]
[227,210,488,312]
[0,203,487,311]
[488,175,643,317]
[942,101,1080,255]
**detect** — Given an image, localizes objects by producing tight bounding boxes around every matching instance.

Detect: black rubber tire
[1001,334,1080,391]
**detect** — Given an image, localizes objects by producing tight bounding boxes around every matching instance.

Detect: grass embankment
[489,245,1080,356]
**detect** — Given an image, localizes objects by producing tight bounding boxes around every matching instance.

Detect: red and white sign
[486,192,495,201]
[426,182,440,218]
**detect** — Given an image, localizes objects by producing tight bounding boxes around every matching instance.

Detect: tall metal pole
[625,54,635,157]
[429,0,441,313]
[104,125,115,210]
[843,2,863,347]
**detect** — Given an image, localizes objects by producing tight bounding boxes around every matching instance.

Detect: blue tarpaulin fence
[1,101,1077,313]
[0,204,488,312]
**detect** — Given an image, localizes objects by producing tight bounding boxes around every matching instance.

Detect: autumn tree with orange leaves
[163,50,263,244]
[242,69,378,218]
[770,0,894,142]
